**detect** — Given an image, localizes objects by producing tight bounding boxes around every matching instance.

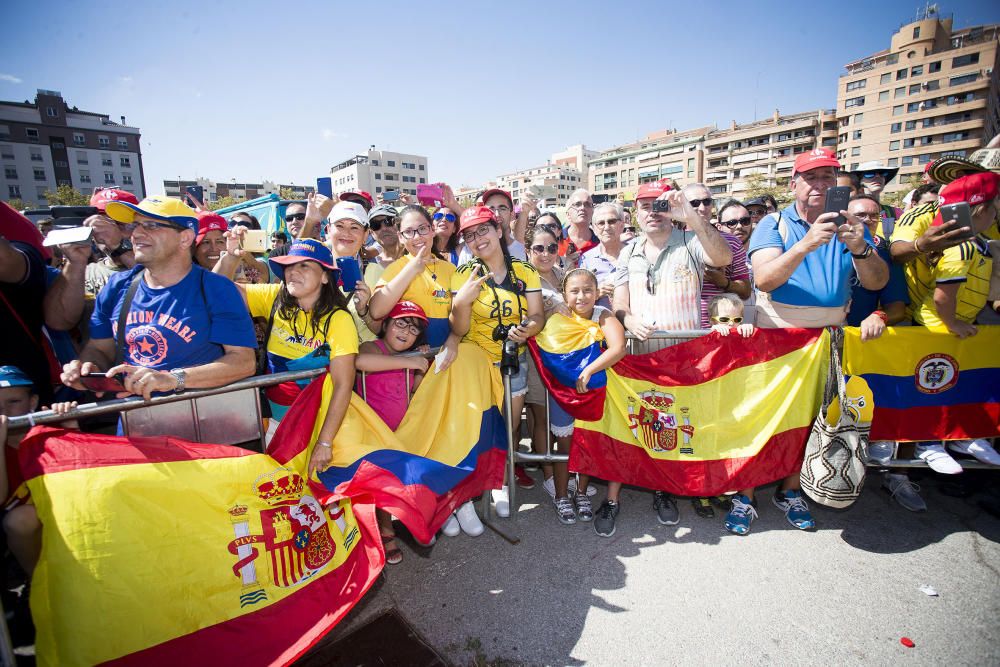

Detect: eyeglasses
[285,213,306,222]
[370,217,396,231]
[530,243,559,255]
[399,224,432,239]
[722,216,753,227]
[568,201,594,210]
[390,318,423,336]
[461,224,494,243]
[123,220,185,233]
[593,218,621,228]
[433,212,457,223]
[487,205,511,215]
[688,198,713,208]
[851,211,879,220]
[714,316,744,324]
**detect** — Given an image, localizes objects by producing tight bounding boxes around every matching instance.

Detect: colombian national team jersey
[451,259,540,362]
[245,283,359,373]
[375,255,455,347]
[912,236,993,328]
[889,202,938,318]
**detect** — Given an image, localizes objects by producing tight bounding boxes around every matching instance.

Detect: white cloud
[0,74,22,84]
[120,76,133,83]
[321,128,347,141]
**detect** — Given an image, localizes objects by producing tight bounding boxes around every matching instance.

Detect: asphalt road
[308,469,1000,666]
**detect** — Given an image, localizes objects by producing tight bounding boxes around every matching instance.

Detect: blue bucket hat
[267,238,338,281]
[0,365,34,389]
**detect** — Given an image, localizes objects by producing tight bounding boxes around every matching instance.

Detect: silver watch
[169,368,187,392]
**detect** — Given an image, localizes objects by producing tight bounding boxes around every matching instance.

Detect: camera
[492,323,512,342]
[651,200,671,214]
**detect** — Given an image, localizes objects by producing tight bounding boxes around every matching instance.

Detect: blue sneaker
[724,494,758,535]
[773,490,816,530]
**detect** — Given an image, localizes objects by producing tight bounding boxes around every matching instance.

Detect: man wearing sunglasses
[715,201,758,323]
[848,161,902,239]
[61,196,257,400]
[363,204,402,286]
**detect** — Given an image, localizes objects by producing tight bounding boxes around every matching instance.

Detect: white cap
[330,201,369,228]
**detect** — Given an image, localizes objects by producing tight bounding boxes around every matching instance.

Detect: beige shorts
[755,291,848,329]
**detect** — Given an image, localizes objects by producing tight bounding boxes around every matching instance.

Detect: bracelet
[913,237,923,254]
[873,310,888,325]
[357,305,370,318]
[316,441,332,449]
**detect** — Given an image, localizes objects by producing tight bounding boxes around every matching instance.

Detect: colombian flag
[843,325,1000,441]
[535,327,829,496]
[287,342,507,546]
[527,312,607,421]
[19,412,383,665]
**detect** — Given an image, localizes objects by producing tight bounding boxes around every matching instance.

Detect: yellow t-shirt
[245,283,359,371]
[913,236,993,328]
[376,256,455,321]
[450,258,541,362]
[890,203,938,318]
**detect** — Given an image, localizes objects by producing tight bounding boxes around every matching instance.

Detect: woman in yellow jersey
[215,235,357,477]
[368,206,459,351]
[450,206,545,514]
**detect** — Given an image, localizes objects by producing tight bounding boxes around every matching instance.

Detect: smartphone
[336,256,363,291]
[382,191,400,202]
[80,371,127,393]
[651,199,671,214]
[416,183,444,207]
[823,186,852,226]
[185,185,205,209]
[241,229,268,254]
[43,226,93,247]
[937,202,977,240]
[316,177,333,199]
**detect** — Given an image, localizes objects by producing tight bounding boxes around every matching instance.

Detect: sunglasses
[860,172,885,180]
[370,217,396,231]
[715,316,744,324]
[722,216,753,227]
[530,243,559,255]
[688,198,713,208]
[285,213,306,222]
[433,212,457,223]
[622,226,636,234]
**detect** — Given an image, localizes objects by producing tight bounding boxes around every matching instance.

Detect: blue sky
[3,1,998,193]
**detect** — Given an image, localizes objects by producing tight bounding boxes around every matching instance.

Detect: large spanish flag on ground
[289,342,507,546]
[19,419,383,665]
[843,325,1000,441]
[535,323,829,496]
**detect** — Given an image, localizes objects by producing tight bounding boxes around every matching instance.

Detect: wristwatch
[169,368,187,392]
[109,239,132,259]
[850,245,874,259]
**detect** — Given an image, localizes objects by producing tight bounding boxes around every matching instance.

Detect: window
[0,126,8,141]
[941,131,971,143]
[45,106,57,118]
[79,170,91,184]
[104,172,114,184]
[52,141,64,149]
[909,84,921,94]
[950,73,979,86]
[419,164,425,171]
[846,79,866,92]
[122,173,133,185]
[54,160,67,168]
[117,137,128,149]
[925,80,941,92]
[371,159,379,166]
[905,120,917,130]
[911,65,923,76]
[8,185,20,198]
[419,177,426,184]
[374,173,381,180]
[892,105,904,116]
[878,90,890,102]
[952,52,980,68]
[30,150,42,162]
[384,173,397,181]
[387,160,395,167]
[853,130,862,140]
[849,163,859,171]
[929,61,941,73]
[778,132,791,141]
[913,26,921,39]
[26,128,39,143]
[880,72,892,85]
[894,86,906,98]
[76,151,88,164]
[902,156,914,166]
[4,167,17,179]
[33,168,46,181]
[102,154,112,167]
[851,147,861,156]
[919,154,932,164]
[886,53,899,65]
[98,135,110,148]
[896,68,907,80]
[120,156,130,168]
[891,123,902,133]
[853,113,863,124]
[903,138,915,148]
[887,158,898,168]
[889,140,900,151]
[0,145,12,159]
[401,162,416,169]
[947,92,975,105]
[73,133,85,146]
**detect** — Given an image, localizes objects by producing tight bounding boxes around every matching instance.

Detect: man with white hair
[561,189,599,259]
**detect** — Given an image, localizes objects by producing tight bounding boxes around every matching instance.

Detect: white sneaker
[914,443,963,475]
[456,501,484,536]
[441,512,461,537]
[868,440,895,465]
[492,486,510,518]
[542,476,556,500]
[568,475,598,497]
[947,439,1000,466]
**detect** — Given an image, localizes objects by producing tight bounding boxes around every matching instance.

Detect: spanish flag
[20,420,382,666]
[534,326,829,496]
[289,342,507,546]
[843,326,1000,441]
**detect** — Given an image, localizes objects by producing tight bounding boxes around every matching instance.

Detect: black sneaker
[594,500,619,537]
[653,491,679,525]
[691,497,715,519]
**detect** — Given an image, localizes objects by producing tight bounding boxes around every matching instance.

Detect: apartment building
[0,89,145,205]
[163,178,313,203]
[703,109,838,199]
[328,147,428,198]
[836,11,1000,193]
[588,127,712,202]
[496,163,585,207]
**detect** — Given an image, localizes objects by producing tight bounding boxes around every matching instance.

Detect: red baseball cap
[636,180,671,201]
[793,148,841,174]
[932,171,1000,226]
[0,201,50,260]
[340,190,374,210]
[479,188,513,208]
[90,187,139,213]
[387,300,428,323]
[195,212,228,243]
[459,206,497,232]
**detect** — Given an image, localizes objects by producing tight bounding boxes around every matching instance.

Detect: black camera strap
[114,273,144,367]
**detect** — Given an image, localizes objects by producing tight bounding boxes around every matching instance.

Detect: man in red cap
[458,188,526,263]
[84,187,138,296]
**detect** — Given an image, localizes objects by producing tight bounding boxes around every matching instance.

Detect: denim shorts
[495,351,529,397]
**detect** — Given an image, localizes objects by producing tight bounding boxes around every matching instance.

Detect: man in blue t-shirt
[61,196,256,400]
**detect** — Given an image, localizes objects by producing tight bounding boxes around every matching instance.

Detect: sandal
[691,497,715,519]
[381,532,403,565]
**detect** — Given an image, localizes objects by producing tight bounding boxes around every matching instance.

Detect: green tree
[279,187,299,200]
[41,184,91,206]
[882,174,922,209]
[6,198,27,211]
[743,173,793,207]
[207,196,240,211]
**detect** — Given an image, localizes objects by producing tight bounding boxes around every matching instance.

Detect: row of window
[370,159,425,171]
[374,173,426,184]
[844,52,980,92]
[0,125,132,150]
[75,153,131,167]
[845,73,981,108]
[373,186,418,195]
[8,185,53,200]
[2,165,132,186]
